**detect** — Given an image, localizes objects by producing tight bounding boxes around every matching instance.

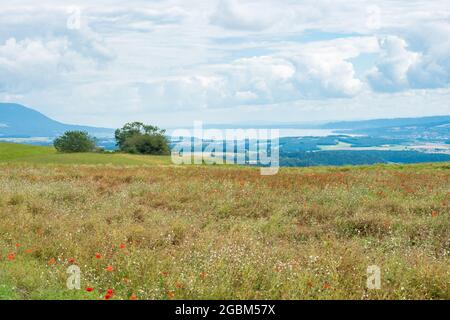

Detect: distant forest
[280,150,450,167]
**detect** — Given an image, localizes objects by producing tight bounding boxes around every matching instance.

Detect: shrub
[115,122,169,155]
[53,131,96,153]
[122,134,170,155]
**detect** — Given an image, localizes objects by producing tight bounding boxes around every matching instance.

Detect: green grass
[0,142,449,300]
[0,142,171,166]
[0,142,57,160]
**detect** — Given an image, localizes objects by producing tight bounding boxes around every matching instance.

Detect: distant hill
[320,115,450,139]
[202,115,450,132]
[0,103,114,138]
[322,115,450,130]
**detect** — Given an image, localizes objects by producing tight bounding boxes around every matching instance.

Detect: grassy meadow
[0,142,449,300]
[0,143,170,166]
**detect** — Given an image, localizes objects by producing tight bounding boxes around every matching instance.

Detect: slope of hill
[0,142,170,166]
[0,149,448,300]
[0,103,114,138]
[0,142,56,161]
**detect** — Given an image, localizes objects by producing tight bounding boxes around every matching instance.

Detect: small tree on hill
[54,131,96,153]
[115,122,169,155]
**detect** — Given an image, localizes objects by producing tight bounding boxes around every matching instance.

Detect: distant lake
[0,137,53,144]
[278,129,347,137]
[167,128,356,139]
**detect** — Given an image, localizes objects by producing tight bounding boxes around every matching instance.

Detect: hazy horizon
[3,102,450,131]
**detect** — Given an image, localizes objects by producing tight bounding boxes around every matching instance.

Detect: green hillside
[0,142,171,166]
[0,142,56,161]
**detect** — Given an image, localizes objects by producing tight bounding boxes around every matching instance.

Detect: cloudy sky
[1,0,450,127]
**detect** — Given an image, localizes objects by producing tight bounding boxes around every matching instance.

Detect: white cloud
[369,25,450,92]
[132,52,364,111]
[367,36,420,92]
[87,6,188,32]
[406,23,450,89]
[1,0,450,126]
[209,0,450,35]
[211,0,280,31]
[292,53,364,98]
[0,37,96,93]
[0,6,113,61]
[219,56,297,104]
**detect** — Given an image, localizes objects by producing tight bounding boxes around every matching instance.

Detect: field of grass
[0,142,449,300]
[0,142,171,166]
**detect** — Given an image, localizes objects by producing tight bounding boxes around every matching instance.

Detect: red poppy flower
[95,253,102,259]
[160,271,169,277]
[86,287,94,292]
[25,249,33,254]
[68,258,76,264]
[431,210,438,217]
[48,258,56,265]
[7,252,15,261]
[104,289,114,300]
[323,282,331,289]
[167,291,175,299]
[15,243,22,248]
[129,294,137,300]
[105,265,114,272]
[119,243,126,249]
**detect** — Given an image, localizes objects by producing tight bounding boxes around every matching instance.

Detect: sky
[0,0,450,128]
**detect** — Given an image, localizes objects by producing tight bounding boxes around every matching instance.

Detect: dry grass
[0,162,449,300]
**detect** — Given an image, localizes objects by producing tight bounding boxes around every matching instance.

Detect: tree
[54,131,96,153]
[122,133,170,155]
[115,122,170,155]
